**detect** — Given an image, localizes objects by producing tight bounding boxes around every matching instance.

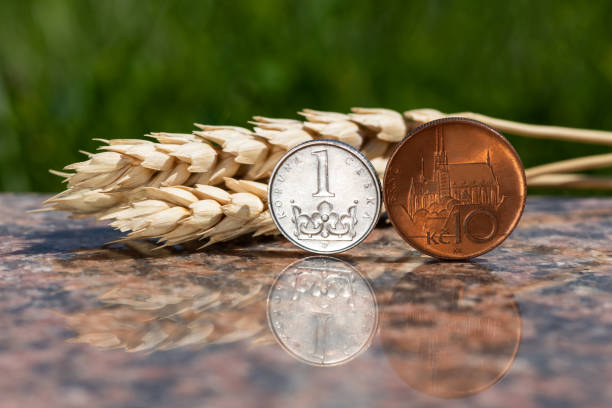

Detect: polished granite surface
[0,194,611,408]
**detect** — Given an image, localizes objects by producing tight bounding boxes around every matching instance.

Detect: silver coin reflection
[381,262,521,399]
[267,256,378,366]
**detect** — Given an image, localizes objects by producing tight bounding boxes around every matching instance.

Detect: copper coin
[383,118,526,260]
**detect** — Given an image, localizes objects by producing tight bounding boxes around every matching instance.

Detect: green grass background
[1,0,611,195]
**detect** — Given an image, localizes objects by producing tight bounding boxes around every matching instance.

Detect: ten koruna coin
[269,140,382,254]
[383,118,526,260]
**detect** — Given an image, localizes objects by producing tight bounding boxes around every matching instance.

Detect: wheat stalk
[42,107,611,248]
[524,152,612,180]
[404,108,612,145]
[526,173,612,189]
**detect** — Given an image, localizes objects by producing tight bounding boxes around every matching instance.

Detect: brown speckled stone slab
[0,193,611,408]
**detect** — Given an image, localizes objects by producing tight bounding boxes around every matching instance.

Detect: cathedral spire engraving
[405,134,504,220]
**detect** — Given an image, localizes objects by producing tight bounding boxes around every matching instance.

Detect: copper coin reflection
[267,256,378,366]
[381,262,521,399]
[383,118,526,259]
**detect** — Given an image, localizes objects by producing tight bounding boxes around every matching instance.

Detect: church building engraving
[405,127,504,221]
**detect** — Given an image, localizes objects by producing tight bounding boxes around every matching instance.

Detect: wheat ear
[43,108,406,246]
[43,107,610,247]
[100,178,274,248]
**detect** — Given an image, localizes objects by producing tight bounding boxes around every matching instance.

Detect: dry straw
[41,107,612,248]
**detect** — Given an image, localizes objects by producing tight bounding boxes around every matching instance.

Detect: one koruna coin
[383,117,526,260]
[269,139,382,254]
[267,256,378,366]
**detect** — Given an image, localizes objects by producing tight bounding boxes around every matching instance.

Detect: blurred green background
[1,0,611,194]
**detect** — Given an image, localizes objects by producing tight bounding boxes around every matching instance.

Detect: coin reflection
[381,262,521,398]
[267,256,378,366]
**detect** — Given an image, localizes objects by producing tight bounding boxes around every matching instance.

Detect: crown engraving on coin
[291,200,358,241]
[290,258,356,305]
[269,140,382,254]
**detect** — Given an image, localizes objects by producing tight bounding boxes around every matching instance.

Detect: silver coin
[267,256,378,366]
[268,140,382,254]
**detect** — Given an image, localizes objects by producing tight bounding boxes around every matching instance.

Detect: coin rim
[268,139,383,254]
[266,256,379,367]
[383,117,527,260]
